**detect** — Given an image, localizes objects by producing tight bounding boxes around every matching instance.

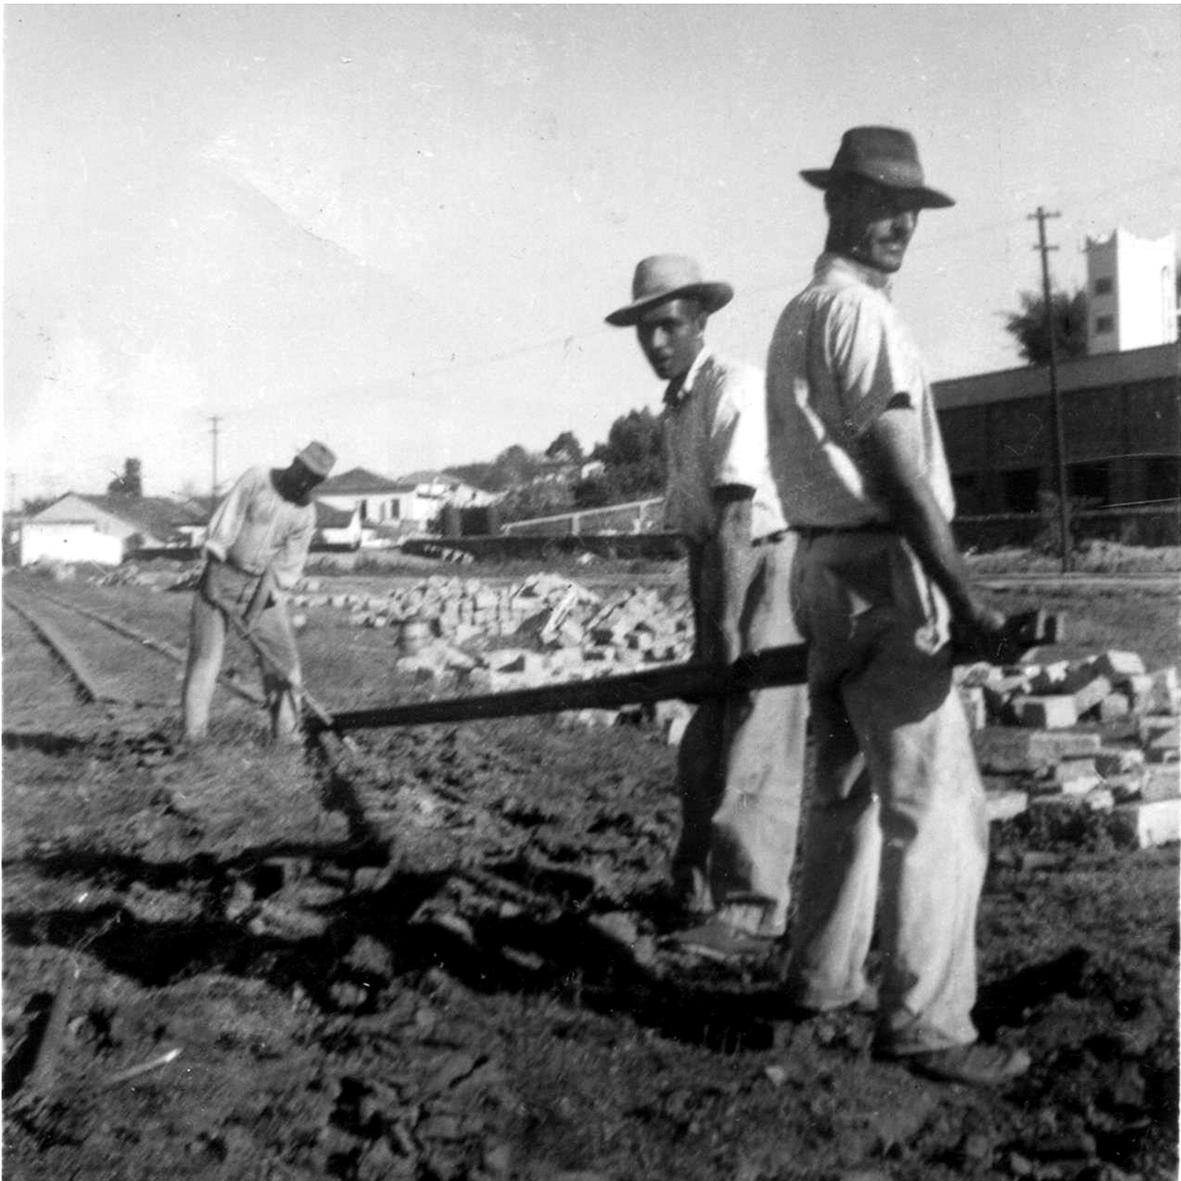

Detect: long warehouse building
[933,341,1180,516]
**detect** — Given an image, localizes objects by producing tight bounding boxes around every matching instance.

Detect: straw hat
[605,254,733,327]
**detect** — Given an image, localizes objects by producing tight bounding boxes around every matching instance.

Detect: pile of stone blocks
[962,650,1180,848]
[292,573,695,672]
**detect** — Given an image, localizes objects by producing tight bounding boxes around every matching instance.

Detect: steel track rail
[3,592,127,705]
[36,589,264,706]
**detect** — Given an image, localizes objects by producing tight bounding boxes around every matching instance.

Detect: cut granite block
[985,789,1029,823]
[1071,674,1113,718]
[1094,650,1147,681]
[1095,747,1145,777]
[1012,696,1078,730]
[1097,693,1132,722]
[1108,798,1181,849]
[973,728,1101,774]
[1141,766,1181,803]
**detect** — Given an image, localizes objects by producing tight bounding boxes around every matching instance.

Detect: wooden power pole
[208,416,221,514]
[1029,206,1072,573]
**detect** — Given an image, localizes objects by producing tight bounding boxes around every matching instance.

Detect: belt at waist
[751,530,789,548]
[792,522,894,541]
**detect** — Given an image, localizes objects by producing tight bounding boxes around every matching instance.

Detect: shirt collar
[814,251,894,294]
[664,346,711,408]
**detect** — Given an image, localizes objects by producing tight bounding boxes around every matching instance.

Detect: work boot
[665,917,778,965]
[891,1042,1032,1087]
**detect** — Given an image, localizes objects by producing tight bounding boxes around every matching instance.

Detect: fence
[500,497,664,538]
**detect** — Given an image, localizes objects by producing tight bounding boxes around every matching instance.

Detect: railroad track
[3,588,263,712]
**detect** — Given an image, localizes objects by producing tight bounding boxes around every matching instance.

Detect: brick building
[934,342,1179,516]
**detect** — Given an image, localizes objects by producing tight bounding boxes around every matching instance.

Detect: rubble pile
[294,574,696,730]
[958,650,1180,847]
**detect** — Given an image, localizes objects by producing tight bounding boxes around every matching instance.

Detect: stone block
[1148,667,1180,715]
[1012,696,1078,730]
[955,662,998,688]
[1094,650,1147,681]
[1141,766,1180,803]
[1028,786,1113,815]
[1047,759,1102,795]
[973,727,1101,774]
[1095,747,1145,777]
[1104,772,1146,804]
[666,711,692,746]
[1108,798,1181,849]
[985,788,1029,823]
[1071,675,1113,718]
[1097,693,1132,722]
[1121,674,1155,714]
[1145,722,1180,763]
[1028,660,1071,693]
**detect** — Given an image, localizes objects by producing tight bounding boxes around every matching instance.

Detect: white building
[314,467,498,540]
[1084,227,1178,356]
[19,493,205,566]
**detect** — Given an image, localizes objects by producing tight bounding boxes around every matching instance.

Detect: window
[1144,456,1181,501]
[1093,276,1113,296]
[1094,315,1114,334]
[1003,469,1040,514]
[1069,461,1110,506]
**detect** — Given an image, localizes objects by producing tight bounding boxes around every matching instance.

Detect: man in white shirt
[182,441,335,744]
[607,255,808,962]
[765,127,1029,1085]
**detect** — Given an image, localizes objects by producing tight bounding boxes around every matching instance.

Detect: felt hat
[801,126,955,209]
[296,441,336,479]
[605,255,733,327]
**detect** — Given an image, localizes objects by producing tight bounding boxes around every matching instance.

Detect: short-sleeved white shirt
[662,348,788,545]
[765,254,955,529]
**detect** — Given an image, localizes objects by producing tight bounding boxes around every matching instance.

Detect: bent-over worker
[181,441,335,743]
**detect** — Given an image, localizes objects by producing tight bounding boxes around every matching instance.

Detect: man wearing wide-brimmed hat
[182,441,335,744]
[607,255,809,964]
[765,127,1029,1085]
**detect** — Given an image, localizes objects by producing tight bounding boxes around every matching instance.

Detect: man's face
[287,460,325,501]
[829,180,922,274]
[635,298,706,382]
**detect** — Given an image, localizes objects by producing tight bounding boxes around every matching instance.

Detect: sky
[4,4,1180,505]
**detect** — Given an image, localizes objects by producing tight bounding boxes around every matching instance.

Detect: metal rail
[36,589,263,706]
[3,593,126,705]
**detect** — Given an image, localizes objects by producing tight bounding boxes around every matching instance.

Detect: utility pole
[1029,206,1072,573]
[208,416,221,516]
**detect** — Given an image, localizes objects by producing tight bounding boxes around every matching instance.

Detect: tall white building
[1084,227,1178,355]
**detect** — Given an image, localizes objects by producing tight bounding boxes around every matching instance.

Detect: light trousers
[785,531,988,1053]
[181,562,302,743]
[672,534,810,937]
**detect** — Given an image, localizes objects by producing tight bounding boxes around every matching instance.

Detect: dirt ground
[2,563,1178,1181]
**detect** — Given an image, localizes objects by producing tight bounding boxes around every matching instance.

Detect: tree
[591,407,665,499]
[544,431,584,464]
[107,457,143,498]
[1003,289,1089,366]
[20,496,55,516]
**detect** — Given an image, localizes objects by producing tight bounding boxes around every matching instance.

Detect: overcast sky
[5,4,1179,504]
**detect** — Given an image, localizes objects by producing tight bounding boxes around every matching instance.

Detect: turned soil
[2,562,1178,1181]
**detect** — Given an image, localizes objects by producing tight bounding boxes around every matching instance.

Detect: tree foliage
[1003,289,1089,366]
[587,407,665,500]
[544,431,584,463]
[107,457,143,498]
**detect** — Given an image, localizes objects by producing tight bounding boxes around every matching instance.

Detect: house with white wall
[315,466,499,538]
[19,494,205,566]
